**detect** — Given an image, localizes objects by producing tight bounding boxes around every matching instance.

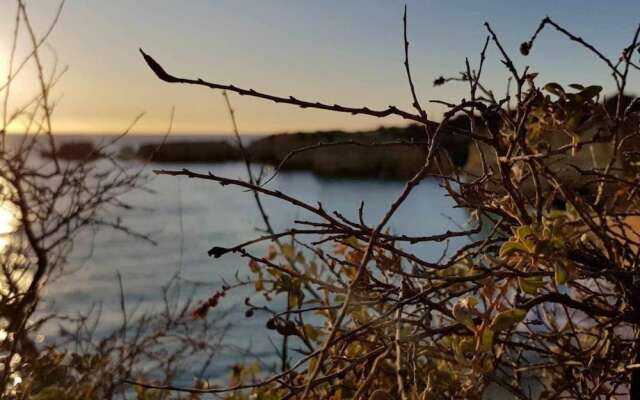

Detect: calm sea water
[28,135,471,385]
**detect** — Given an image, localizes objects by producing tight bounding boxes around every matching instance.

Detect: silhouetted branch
[139,49,426,123]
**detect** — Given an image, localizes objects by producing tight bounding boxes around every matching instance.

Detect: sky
[1,0,640,135]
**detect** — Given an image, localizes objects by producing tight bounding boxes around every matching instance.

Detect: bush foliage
[139,7,640,400]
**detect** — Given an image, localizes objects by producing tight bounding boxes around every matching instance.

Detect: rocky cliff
[136,124,470,179]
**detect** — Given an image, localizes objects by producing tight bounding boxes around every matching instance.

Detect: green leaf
[499,240,529,257]
[568,83,585,90]
[452,337,473,366]
[544,82,565,97]
[534,240,554,255]
[369,390,391,400]
[516,225,534,241]
[579,85,603,99]
[489,308,528,332]
[480,328,495,352]
[32,387,75,400]
[279,274,292,291]
[303,324,322,340]
[289,290,303,308]
[345,235,361,249]
[460,337,475,353]
[547,209,567,220]
[554,262,568,285]
[452,300,476,331]
[570,133,580,156]
[518,276,544,294]
[482,357,495,372]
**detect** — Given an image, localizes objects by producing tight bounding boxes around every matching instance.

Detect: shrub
[135,7,640,400]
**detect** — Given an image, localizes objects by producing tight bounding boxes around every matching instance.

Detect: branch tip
[139,48,179,83]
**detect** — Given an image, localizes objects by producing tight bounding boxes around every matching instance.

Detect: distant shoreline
[41,124,471,180]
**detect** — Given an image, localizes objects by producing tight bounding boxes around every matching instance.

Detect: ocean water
[19,135,471,385]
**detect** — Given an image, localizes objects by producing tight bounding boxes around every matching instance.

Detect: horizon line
[4,123,413,137]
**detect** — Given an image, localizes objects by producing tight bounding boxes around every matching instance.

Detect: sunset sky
[2,0,640,135]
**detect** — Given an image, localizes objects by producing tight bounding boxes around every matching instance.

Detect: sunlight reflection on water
[0,200,29,299]
[0,198,23,392]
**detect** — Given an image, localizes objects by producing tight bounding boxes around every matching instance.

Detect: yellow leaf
[345,235,361,249]
[255,276,264,292]
[281,244,295,260]
[308,261,318,276]
[267,244,278,260]
[248,259,260,273]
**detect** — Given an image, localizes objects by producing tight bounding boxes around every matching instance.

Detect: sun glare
[0,205,16,235]
[0,204,16,253]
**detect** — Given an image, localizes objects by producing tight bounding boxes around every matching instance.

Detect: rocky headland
[45,95,638,183]
[134,123,471,179]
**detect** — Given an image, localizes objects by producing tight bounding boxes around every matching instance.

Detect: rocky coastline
[49,124,471,179]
